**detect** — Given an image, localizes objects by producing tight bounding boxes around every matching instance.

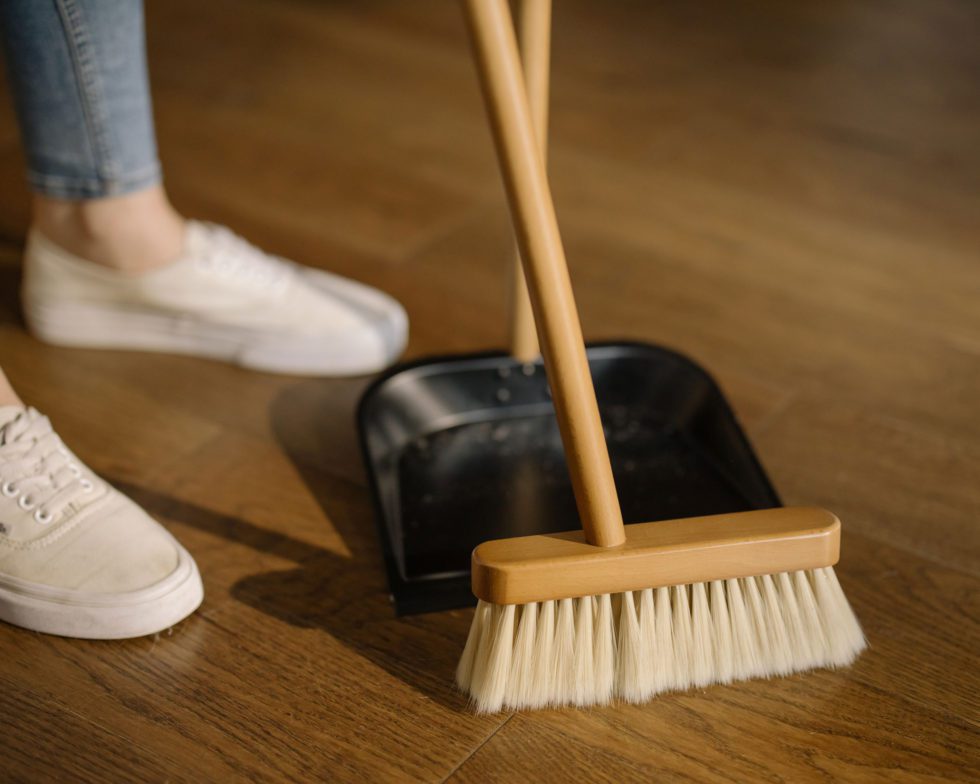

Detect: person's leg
[0,367,23,407]
[1,0,407,375]
[0,0,159,199]
[33,187,183,272]
[0,0,182,271]
[0,5,204,639]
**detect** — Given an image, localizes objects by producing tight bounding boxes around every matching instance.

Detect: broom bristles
[652,586,674,693]
[690,582,714,687]
[636,589,656,700]
[507,599,537,708]
[554,598,576,698]
[529,599,555,706]
[670,583,694,691]
[726,576,762,677]
[594,594,616,703]
[457,566,866,713]
[616,591,643,700]
[710,580,735,684]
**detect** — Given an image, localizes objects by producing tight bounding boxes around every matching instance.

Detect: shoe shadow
[119,378,472,711]
[0,264,24,327]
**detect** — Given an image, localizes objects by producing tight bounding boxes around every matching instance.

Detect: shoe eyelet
[1,481,18,498]
[18,495,36,511]
[80,478,94,492]
[34,508,54,525]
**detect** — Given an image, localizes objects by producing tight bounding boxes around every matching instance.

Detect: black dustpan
[356,3,779,615]
[358,343,779,615]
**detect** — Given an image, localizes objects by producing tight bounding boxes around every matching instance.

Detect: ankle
[32,186,185,273]
[0,370,23,408]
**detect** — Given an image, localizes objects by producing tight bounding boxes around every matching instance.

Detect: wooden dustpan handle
[463,0,626,548]
[509,0,549,361]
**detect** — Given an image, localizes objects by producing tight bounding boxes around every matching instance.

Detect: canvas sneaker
[0,406,203,639]
[21,221,408,376]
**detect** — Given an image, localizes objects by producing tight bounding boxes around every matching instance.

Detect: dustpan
[357,0,779,615]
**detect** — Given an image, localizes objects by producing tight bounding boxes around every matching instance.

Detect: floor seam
[438,713,515,783]
[394,196,494,267]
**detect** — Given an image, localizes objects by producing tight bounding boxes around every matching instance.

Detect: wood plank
[0,679,176,783]
[756,394,980,575]
[147,0,497,264]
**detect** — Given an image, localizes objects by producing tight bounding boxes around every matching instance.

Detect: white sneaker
[0,406,203,639]
[22,222,409,376]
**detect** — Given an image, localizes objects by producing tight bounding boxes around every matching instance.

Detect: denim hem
[26,162,162,200]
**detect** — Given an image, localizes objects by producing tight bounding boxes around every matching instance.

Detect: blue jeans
[0,0,160,200]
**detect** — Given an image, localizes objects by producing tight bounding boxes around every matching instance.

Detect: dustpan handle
[463,0,626,548]
[509,0,549,362]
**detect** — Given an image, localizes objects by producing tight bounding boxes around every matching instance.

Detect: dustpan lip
[356,339,716,422]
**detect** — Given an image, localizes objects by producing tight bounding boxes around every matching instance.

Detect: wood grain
[472,507,841,604]
[0,0,977,781]
[508,0,549,362]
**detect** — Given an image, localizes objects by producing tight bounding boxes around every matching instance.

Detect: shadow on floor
[115,378,472,712]
[0,264,23,327]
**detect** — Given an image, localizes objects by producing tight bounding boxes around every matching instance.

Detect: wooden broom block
[463,0,626,548]
[472,507,842,605]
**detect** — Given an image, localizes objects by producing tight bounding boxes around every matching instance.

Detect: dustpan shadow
[115,463,470,712]
[103,376,476,710]
[227,378,473,710]
[0,264,24,326]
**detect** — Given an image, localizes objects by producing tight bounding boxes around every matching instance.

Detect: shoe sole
[0,546,204,640]
[23,299,407,377]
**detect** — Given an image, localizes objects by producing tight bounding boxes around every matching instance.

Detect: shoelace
[0,409,94,526]
[193,223,291,291]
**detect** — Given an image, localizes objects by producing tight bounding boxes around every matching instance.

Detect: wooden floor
[1,1,978,781]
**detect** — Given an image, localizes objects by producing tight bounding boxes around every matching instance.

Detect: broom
[456,0,866,713]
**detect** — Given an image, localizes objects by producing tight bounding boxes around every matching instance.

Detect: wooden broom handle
[463,0,626,548]
[509,0,550,361]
